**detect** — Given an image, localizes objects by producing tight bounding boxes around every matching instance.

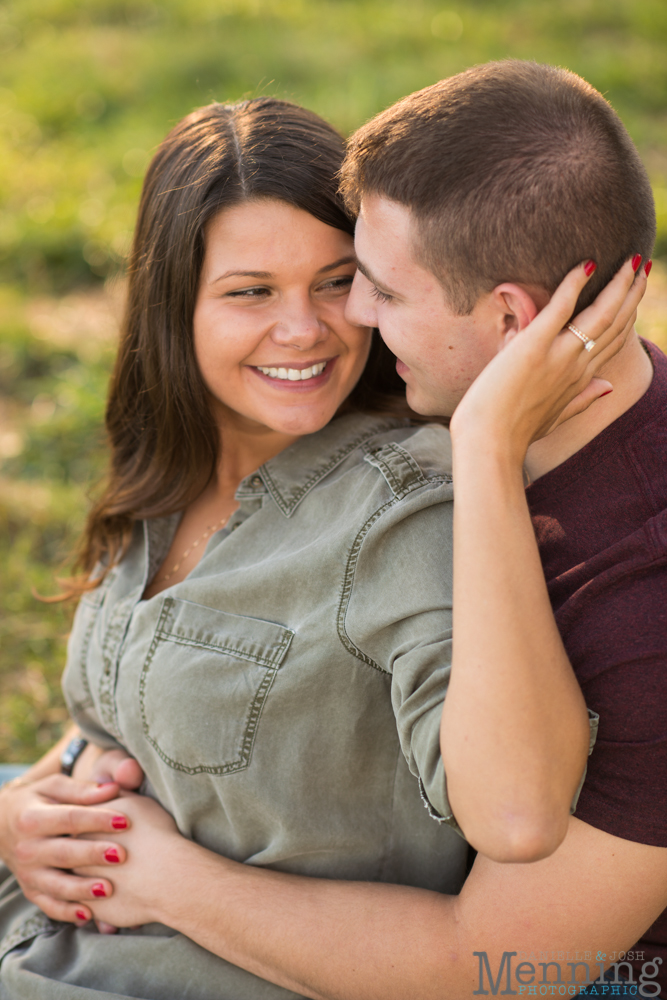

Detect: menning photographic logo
[473,951,662,997]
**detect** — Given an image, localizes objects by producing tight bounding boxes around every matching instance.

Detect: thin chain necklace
[157,512,232,585]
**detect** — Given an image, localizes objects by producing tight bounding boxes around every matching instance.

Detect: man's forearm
[162,840,465,1000]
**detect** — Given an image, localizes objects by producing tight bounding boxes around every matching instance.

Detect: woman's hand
[74,792,183,930]
[449,256,648,463]
[0,773,131,924]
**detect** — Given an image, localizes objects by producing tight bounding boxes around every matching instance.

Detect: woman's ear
[492,283,549,342]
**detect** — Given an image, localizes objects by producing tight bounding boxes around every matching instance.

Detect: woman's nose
[269,300,328,350]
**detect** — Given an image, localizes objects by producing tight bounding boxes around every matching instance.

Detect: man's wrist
[60,735,89,776]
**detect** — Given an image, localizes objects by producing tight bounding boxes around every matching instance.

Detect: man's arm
[82,798,667,1000]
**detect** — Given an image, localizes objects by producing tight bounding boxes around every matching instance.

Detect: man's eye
[370,285,393,303]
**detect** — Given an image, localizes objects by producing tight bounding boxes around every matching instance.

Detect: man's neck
[524,331,654,482]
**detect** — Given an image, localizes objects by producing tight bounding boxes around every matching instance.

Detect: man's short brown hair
[340,60,656,314]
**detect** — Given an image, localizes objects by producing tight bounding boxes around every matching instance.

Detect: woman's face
[193,199,372,439]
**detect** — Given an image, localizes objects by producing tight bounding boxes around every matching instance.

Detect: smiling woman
[0,97,477,1000]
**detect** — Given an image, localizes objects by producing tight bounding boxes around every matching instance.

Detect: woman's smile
[250,357,335,389]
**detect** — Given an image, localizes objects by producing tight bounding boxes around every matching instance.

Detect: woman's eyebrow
[210,270,272,283]
[315,255,358,274]
[209,256,357,284]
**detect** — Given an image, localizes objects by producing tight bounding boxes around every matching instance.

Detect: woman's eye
[370,285,393,303]
[319,275,354,293]
[226,286,270,299]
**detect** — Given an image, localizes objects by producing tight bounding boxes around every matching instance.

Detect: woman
[0,98,641,999]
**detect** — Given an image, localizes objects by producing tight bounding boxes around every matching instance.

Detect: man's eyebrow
[355,258,397,295]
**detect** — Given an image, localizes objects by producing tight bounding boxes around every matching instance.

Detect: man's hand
[0,773,131,924]
[72,743,145,791]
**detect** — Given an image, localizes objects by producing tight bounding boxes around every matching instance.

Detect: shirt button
[251,476,263,488]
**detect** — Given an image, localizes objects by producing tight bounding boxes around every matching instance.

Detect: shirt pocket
[140,596,294,774]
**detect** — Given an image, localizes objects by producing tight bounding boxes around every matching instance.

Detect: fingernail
[584,260,597,276]
[91,883,107,898]
[600,389,613,397]
[111,815,127,830]
[645,259,653,277]
[631,254,642,272]
[76,909,88,921]
[104,848,120,864]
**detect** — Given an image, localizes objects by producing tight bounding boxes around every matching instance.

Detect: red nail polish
[92,883,107,898]
[111,816,127,830]
[631,254,642,272]
[76,909,88,921]
[104,848,120,864]
[645,259,653,277]
[600,390,613,397]
[584,260,597,276]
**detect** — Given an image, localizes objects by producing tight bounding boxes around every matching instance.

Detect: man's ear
[491,283,548,342]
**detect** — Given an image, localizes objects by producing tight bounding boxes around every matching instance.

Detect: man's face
[346,195,500,417]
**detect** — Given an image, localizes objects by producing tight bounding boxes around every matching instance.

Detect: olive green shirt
[0,413,467,999]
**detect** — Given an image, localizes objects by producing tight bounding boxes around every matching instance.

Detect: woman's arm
[440,257,646,862]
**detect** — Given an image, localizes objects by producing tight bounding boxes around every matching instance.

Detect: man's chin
[405,384,453,419]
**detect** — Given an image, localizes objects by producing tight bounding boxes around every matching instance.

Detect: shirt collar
[236,412,407,517]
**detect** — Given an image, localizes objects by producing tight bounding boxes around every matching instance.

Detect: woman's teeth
[256,362,327,381]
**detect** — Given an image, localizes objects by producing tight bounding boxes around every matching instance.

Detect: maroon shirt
[527,339,667,990]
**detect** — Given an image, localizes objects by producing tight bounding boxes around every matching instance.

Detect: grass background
[1,0,667,761]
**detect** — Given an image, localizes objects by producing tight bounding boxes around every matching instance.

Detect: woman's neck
[213,417,302,499]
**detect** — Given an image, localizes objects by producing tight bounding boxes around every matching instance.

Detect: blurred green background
[2,0,667,761]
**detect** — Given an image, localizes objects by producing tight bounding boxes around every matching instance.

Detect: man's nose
[345,271,377,329]
[269,298,328,350]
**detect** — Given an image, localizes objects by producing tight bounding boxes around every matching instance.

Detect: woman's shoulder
[289,413,454,523]
[364,420,453,482]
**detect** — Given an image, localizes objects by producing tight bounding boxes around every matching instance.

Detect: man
[339,59,667,993]
[3,62,666,999]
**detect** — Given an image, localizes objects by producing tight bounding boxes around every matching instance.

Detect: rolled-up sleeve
[341,478,463,832]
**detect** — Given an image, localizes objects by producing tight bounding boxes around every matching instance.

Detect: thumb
[112,756,145,791]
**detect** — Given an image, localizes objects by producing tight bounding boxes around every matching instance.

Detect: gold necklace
[157,513,232,585]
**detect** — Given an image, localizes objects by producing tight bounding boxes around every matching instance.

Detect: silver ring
[567,323,596,352]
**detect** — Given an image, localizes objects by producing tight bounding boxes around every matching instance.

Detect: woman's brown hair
[68,98,411,593]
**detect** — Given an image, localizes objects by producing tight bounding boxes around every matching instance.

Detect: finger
[573,258,647,350]
[16,836,126,870]
[95,920,119,935]
[19,867,113,902]
[112,756,144,791]
[549,378,614,429]
[585,311,637,373]
[36,773,121,806]
[18,803,129,839]
[28,891,92,925]
[528,260,598,345]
